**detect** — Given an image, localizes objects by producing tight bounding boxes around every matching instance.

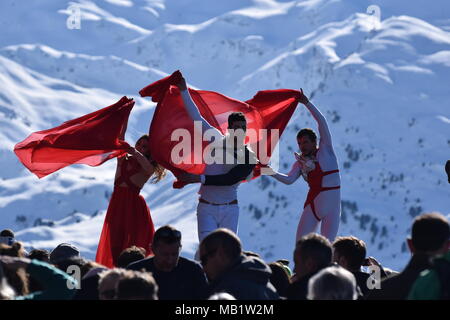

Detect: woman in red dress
[96,121,166,268]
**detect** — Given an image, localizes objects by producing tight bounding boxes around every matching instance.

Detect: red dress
[95,156,155,268]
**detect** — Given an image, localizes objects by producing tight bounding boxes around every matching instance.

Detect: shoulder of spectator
[179,256,203,271]
[127,257,152,270]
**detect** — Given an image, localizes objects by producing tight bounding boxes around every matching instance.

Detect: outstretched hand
[176,75,187,91]
[298,88,309,105]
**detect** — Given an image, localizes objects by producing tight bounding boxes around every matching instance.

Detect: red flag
[139,70,182,102]
[140,71,301,188]
[14,97,135,178]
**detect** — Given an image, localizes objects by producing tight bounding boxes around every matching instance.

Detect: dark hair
[411,213,450,252]
[28,249,50,263]
[117,246,146,268]
[228,112,246,128]
[153,225,182,247]
[269,262,291,297]
[116,270,158,300]
[136,134,167,184]
[333,236,367,270]
[0,229,14,238]
[296,233,332,270]
[201,228,242,260]
[0,242,25,258]
[297,128,317,143]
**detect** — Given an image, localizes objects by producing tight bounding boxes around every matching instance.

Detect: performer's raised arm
[298,89,333,147]
[176,76,221,135]
[269,160,302,185]
[128,146,155,176]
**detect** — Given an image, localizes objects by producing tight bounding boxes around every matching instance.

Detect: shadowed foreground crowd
[0,212,449,300]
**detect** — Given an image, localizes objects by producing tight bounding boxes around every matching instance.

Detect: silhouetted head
[407,212,450,256]
[116,270,158,300]
[98,268,128,300]
[50,243,80,265]
[151,226,182,272]
[117,246,146,269]
[0,229,15,246]
[27,249,50,263]
[268,261,291,297]
[332,236,367,272]
[307,265,358,300]
[200,228,242,281]
[294,233,332,279]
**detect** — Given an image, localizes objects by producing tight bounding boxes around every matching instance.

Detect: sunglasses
[200,249,216,266]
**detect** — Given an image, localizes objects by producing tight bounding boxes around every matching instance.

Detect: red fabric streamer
[14,96,135,178]
[140,71,300,188]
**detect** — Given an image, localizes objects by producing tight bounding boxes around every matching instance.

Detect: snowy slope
[0,0,449,270]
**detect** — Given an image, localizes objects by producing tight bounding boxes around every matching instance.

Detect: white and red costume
[271,101,341,242]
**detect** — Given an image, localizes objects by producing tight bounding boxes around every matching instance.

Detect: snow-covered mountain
[0,0,449,271]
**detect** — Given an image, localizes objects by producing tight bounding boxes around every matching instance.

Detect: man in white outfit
[175,76,257,244]
[268,89,341,242]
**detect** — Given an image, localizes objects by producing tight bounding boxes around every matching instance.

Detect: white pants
[197,202,240,242]
[296,188,341,243]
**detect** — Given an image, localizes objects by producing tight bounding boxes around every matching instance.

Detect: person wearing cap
[49,243,80,265]
[127,225,208,300]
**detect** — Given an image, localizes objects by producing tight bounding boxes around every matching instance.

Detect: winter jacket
[286,271,319,300]
[408,251,450,300]
[207,254,279,300]
[127,256,208,300]
[365,254,432,300]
